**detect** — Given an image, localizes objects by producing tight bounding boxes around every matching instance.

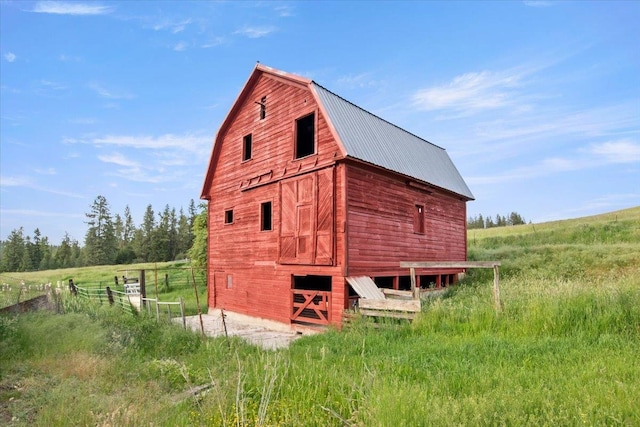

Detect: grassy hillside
[1,207,639,426]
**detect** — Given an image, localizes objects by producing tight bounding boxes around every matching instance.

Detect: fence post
[156,298,160,321]
[106,287,114,305]
[180,297,186,330]
[68,279,77,296]
[139,269,146,308]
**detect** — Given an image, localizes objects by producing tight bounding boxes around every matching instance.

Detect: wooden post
[410,267,419,300]
[139,270,146,308]
[191,267,205,338]
[154,263,158,300]
[164,273,169,291]
[493,264,501,314]
[106,287,114,305]
[180,297,186,330]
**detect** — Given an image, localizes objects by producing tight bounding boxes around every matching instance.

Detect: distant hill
[467,206,640,279]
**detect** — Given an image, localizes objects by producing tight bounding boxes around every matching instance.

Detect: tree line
[0,196,208,273]
[467,212,527,229]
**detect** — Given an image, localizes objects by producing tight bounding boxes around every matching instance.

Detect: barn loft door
[279,169,334,265]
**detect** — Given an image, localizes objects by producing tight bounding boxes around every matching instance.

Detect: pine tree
[55,233,73,268]
[84,195,118,265]
[188,203,208,270]
[1,227,25,272]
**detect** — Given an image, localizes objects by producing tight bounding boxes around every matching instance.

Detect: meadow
[1,207,639,426]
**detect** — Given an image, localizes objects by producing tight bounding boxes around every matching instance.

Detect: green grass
[1,206,639,426]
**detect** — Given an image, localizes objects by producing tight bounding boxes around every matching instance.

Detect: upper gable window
[259,96,266,120]
[295,112,315,159]
[242,134,252,161]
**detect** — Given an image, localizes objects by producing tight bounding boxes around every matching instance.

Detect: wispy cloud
[34,167,57,175]
[152,18,193,34]
[85,133,210,154]
[98,152,140,168]
[234,26,277,38]
[0,175,83,198]
[31,1,113,15]
[58,54,82,62]
[88,83,135,99]
[0,209,84,219]
[467,138,640,185]
[4,52,16,62]
[412,68,529,115]
[587,139,640,163]
[523,1,554,7]
[173,41,188,52]
[336,72,385,90]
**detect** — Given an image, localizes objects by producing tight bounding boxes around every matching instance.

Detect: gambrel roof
[202,64,474,200]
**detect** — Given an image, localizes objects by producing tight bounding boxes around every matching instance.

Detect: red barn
[201,64,474,327]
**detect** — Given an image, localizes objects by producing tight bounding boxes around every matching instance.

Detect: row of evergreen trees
[0,196,206,273]
[467,212,527,229]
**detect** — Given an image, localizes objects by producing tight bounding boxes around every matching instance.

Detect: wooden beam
[400,261,500,268]
[359,298,421,312]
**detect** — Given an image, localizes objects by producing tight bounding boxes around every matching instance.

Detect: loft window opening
[258,96,266,120]
[224,209,234,224]
[293,275,332,291]
[414,204,425,234]
[242,134,252,161]
[295,112,315,159]
[260,201,272,231]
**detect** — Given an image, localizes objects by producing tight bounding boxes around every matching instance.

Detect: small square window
[261,201,272,231]
[224,209,234,224]
[414,204,425,234]
[242,134,252,161]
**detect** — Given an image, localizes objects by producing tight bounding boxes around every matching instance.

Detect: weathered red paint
[201,65,470,327]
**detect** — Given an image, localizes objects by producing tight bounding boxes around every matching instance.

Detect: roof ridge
[311,81,446,151]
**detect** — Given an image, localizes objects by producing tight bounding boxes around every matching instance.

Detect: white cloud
[0,175,83,198]
[412,69,527,114]
[152,18,193,33]
[34,167,57,175]
[98,153,141,168]
[336,73,385,89]
[234,26,277,38]
[88,83,135,99]
[32,1,113,15]
[88,133,210,154]
[0,208,83,219]
[173,41,188,52]
[523,1,554,7]
[4,52,16,62]
[467,138,640,185]
[587,139,640,163]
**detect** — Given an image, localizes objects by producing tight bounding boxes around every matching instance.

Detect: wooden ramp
[346,276,421,320]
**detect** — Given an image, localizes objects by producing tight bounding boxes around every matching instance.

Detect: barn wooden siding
[345,163,468,277]
[205,73,348,325]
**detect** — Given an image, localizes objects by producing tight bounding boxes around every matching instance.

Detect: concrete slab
[181,309,321,350]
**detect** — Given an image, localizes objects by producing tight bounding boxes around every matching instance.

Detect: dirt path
[181,309,319,350]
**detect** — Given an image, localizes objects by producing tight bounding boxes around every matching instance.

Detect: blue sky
[1,1,639,244]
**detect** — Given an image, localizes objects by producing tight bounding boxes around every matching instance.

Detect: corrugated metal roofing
[313,83,474,200]
[346,276,386,300]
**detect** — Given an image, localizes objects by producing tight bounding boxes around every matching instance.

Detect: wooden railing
[291,290,331,325]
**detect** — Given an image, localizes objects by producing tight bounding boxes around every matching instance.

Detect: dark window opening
[374,276,395,289]
[293,275,332,291]
[242,134,252,161]
[224,209,233,224]
[259,96,266,120]
[260,201,272,231]
[414,204,425,233]
[295,113,315,158]
[398,275,412,291]
[420,275,438,289]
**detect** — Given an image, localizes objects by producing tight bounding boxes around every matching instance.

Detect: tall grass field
[1,207,639,426]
